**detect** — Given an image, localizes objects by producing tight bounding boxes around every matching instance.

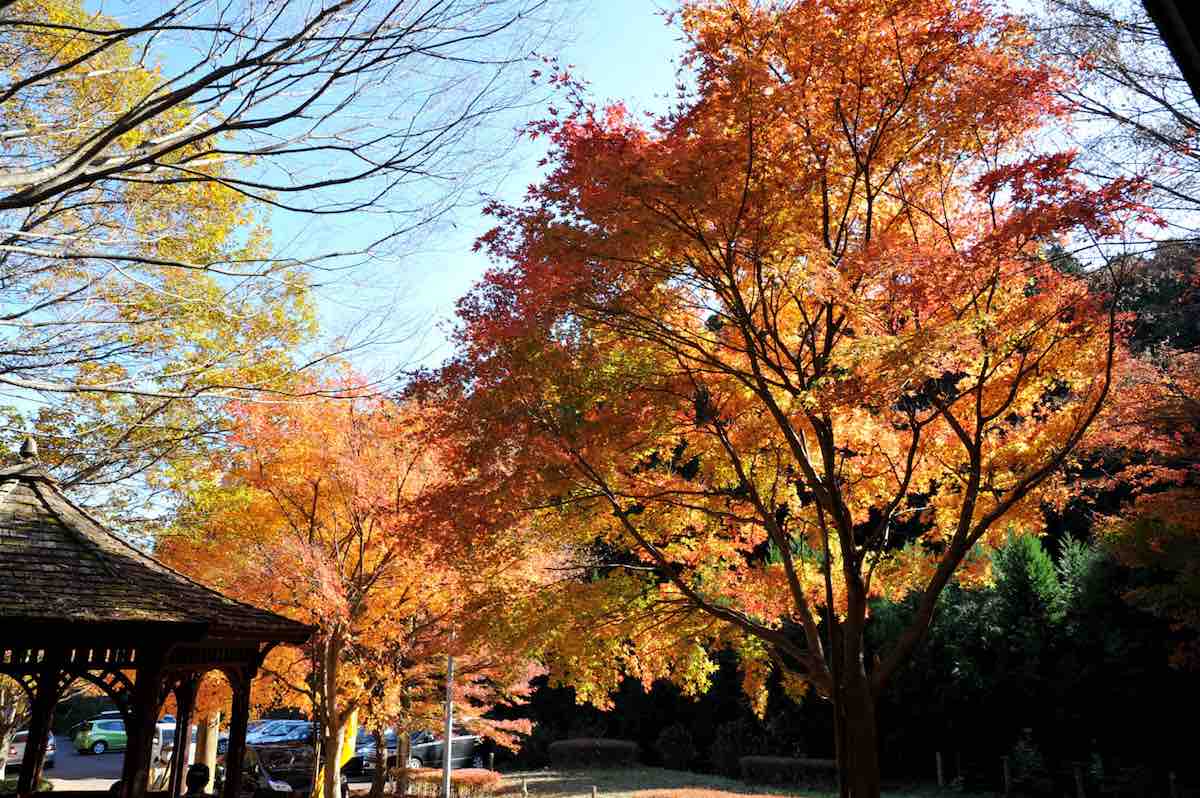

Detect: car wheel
[92,740,108,755]
[406,758,421,770]
[471,755,483,769]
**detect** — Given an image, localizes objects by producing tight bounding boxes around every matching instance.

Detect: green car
[74,719,127,754]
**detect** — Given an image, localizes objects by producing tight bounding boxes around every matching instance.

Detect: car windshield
[255,721,294,736]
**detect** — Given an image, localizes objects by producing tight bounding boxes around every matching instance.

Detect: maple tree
[161,384,537,798]
[423,1,1152,795]
[1091,344,1200,665]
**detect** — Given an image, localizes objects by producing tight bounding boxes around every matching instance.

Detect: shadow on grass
[499,767,834,798]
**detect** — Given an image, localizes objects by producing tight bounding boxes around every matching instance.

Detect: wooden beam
[120,650,166,798]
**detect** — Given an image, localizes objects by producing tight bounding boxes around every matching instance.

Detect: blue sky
[286,0,689,374]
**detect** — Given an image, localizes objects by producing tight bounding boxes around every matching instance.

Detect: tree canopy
[421,1,1153,794]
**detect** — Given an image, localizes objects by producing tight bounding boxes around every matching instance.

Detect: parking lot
[43,733,373,793]
[46,734,124,791]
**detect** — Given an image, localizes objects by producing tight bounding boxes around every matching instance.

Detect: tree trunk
[367,730,387,798]
[838,664,881,798]
[198,713,220,794]
[394,724,411,797]
[320,637,344,798]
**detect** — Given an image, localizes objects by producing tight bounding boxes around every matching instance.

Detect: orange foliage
[1091,349,1200,665]
[418,0,1151,793]
[404,767,502,798]
[161,380,543,798]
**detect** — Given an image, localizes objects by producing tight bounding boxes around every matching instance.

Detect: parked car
[343,729,396,778]
[361,728,483,773]
[246,720,311,745]
[156,722,198,767]
[75,718,127,754]
[69,709,123,738]
[6,731,55,770]
[216,743,348,798]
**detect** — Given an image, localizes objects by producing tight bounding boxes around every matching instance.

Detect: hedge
[398,768,500,798]
[738,756,837,784]
[635,791,794,798]
[547,738,639,768]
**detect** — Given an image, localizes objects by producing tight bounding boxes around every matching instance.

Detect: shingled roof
[0,445,311,644]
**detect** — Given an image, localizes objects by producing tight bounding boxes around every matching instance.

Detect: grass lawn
[497,767,983,798]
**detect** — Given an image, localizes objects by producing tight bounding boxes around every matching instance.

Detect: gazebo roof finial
[19,434,38,461]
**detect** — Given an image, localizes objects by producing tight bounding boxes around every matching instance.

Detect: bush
[399,768,500,798]
[635,791,794,798]
[738,756,836,785]
[655,724,697,771]
[709,719,764,777]
[547,738,639,768]
[1008,729,1051,794]
[0,776,53,793]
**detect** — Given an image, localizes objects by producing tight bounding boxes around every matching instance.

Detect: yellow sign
[313,709,359,796]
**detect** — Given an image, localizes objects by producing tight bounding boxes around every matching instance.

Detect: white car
[7,731,55,770]
[155,722,198,765]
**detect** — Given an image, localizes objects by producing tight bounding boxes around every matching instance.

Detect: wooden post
[221,668,253,798]
[16,661,61,796]
[936,751,944,788]
[168,677,199,798]
[122,651,166,798]
[488,752,494,771]
[591,786,597,798]
[1170,771,1178,798]
[1073,763,1085,798]
[521,777,528,798]
[1001,756,1011,797]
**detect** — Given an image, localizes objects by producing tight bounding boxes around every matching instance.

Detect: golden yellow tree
[162,385,538,798]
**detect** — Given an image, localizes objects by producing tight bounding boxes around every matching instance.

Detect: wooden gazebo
[0,439,312,798]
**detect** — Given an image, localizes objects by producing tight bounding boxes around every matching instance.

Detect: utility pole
[442,653,454,798]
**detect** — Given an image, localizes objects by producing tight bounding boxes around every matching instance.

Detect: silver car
[362,728,483,772]
[6,730,56,770]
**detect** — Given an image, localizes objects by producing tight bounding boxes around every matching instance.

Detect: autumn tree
[1090,344,1200,664]
[423,1,1149,795]
[0,0,550,506]
[161,385,537,798]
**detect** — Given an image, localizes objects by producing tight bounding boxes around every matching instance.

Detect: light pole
[442,653,454,798]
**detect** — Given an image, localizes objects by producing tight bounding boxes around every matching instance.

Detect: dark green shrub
[655,723,696,771]
[738,756,836,785]
[547,738,639,768]
[709,719,764,777]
